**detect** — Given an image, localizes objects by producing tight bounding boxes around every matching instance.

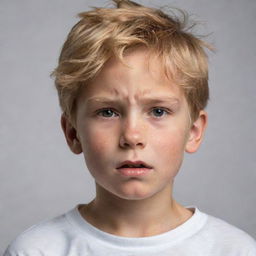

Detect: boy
[4,0,256,255]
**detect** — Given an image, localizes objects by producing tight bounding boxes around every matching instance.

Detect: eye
[151,108,169,117]
[97,108,118,118]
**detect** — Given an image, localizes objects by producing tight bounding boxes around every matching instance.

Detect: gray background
[1,0,255,253]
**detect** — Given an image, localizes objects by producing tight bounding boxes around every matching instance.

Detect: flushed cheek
[87,135,109,154]
[80,127,115,166]
[153,127,186,152]
[152,130,186,172]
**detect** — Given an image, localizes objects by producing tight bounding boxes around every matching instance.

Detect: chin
[97,181,163,201]
[112,187,158,201]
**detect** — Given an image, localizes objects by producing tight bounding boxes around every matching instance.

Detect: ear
[185,110,208,153]
[61,113,82,154]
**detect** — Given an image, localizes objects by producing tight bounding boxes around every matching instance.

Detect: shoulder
[4,212,74,256]
[201,211,256,253]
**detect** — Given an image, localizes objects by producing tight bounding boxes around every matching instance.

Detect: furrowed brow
[85,96,180,106]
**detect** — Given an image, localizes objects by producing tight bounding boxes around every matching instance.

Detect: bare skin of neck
[79,184,193,237]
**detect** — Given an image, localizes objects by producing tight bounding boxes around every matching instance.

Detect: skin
[61,48,208,237]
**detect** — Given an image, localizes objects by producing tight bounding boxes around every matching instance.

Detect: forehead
[78,48,184,102]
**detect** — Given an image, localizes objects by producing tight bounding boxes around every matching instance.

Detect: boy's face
[62,48,207,200]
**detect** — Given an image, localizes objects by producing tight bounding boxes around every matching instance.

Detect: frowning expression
[67,49,204,200]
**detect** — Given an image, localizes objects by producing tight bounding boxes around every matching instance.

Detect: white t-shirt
[4,205,256,256]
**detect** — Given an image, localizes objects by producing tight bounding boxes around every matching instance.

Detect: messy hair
[52,0,212,123]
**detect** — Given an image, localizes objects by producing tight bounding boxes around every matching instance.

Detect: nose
[119,116,146,149]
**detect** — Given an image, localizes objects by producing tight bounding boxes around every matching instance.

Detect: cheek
[153,127,187,153]
[151,126,188,177]
[89,135,107,152]
[80,132,111,179]
[79,124,114,161]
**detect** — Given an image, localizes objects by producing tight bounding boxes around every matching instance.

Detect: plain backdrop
[1,0,255,253]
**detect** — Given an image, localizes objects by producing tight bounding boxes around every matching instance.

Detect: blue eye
[151,108,168,117]
[98,109,118,118]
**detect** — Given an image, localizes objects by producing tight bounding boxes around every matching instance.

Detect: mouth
[117,160,152,169]
[116,160,153,177]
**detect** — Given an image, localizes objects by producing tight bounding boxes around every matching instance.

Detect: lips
[116,160,152,169]
[116,161,152,177]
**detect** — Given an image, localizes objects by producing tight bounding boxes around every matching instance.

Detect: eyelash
[150,107,171,117]
[96,107,171,118]
[96,108,119,118]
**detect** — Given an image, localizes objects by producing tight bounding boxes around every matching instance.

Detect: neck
[80,184,193,237]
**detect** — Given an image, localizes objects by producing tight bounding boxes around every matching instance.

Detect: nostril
[119,136,146,149]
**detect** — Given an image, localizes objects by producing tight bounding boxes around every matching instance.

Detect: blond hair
[52,0,212,123]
